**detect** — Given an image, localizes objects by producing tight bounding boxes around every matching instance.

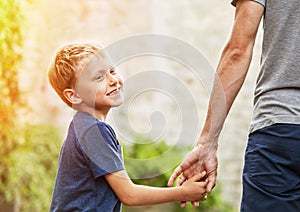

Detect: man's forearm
[198,42,254,149]
[168,0,264,190]
[198,0,264,149]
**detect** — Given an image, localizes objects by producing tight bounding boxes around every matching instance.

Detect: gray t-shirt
[50,111,124,212]
[232,0,300,133]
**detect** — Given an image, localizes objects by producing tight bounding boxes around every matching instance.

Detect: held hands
[168,143,218,207]
[168,144,217,193]
[180,171,208,202]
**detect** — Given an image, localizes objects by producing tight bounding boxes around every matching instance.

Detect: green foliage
[0,0,28,208]
[0,1,62,211]
[123,137,188,187]
[122,138,234,212]
[3,124,61,211]
[0,0,25,127]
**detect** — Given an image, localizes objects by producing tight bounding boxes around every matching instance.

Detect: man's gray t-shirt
[233,0,300,133]
[50,111,124,212]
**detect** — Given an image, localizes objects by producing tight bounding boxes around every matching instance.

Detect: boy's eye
[96,75,103,80]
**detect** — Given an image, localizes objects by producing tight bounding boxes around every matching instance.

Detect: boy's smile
[106,86,121,97]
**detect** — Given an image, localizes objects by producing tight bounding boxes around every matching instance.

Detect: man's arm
[168,0,265,193]
[105,170,207,206]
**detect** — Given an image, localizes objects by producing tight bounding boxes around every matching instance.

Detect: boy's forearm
[123,184,184,206]
[106,170,206,206]
[106,171,185,206]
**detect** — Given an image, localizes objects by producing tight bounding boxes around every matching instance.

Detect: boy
[48,43,207,211]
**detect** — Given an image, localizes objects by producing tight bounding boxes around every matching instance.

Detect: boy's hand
[168,143,217,208]
[180,171,208,202]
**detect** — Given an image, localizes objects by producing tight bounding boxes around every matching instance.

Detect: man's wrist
[196,135,219,151]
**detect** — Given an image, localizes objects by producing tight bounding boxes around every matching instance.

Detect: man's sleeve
[231,0,266,7]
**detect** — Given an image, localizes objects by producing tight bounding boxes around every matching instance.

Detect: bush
[123,136,187,187]
[122,138,234,212]
[1,124,62,211]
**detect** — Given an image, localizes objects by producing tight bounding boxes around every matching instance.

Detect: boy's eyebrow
[109,66,116,71]
[94,66,113,75]
[94,66,116,76]
[94,69,106,77]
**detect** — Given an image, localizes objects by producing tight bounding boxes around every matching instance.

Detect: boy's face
[75,54,123,114]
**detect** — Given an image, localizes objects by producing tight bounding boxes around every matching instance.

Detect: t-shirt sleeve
[231,0,265,7]
[78,122,124,179]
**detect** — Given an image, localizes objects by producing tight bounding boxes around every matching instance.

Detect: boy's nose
[108,73,119,86]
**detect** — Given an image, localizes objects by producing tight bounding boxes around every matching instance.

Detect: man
[168,0,300,211]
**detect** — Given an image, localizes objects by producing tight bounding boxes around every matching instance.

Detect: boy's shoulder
[71,111,115,139]
[69,111,121,161]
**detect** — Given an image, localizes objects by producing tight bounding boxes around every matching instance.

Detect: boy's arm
[105,170,207,206]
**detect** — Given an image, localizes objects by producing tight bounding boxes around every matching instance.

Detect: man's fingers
[192,201,199,207]
[206,180,216,194]
[168,145,206,187]
[200,194,208,201]
[206,172,217,194]
[189,171,206,182]
[176,175,186,187]
[168,161,194,186]
[167,166,183,186]
[180,201,186,208]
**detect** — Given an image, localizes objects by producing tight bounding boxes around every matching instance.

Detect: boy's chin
[111,99,123,107]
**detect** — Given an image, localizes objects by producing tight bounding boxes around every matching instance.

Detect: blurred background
[0,0,263,211]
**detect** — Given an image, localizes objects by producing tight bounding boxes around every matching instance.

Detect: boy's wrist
[178,186,186,201]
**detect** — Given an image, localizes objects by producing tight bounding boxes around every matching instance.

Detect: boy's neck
[77,106,109,121]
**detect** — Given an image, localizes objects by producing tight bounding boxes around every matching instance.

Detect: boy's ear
[63,88,83,105]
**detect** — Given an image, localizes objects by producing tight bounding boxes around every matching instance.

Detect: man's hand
[167,143,218,208]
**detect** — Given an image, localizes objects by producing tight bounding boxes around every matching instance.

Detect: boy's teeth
[108,89,118,96]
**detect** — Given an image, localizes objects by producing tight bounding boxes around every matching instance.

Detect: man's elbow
[224,43,252,63]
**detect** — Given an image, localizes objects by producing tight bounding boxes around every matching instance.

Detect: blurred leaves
[0,0,27,205]
[0,1,61,211]
[3,124,61,211]
[122,138,234,212]
[123,137,188,187]
[0,0,25,128]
